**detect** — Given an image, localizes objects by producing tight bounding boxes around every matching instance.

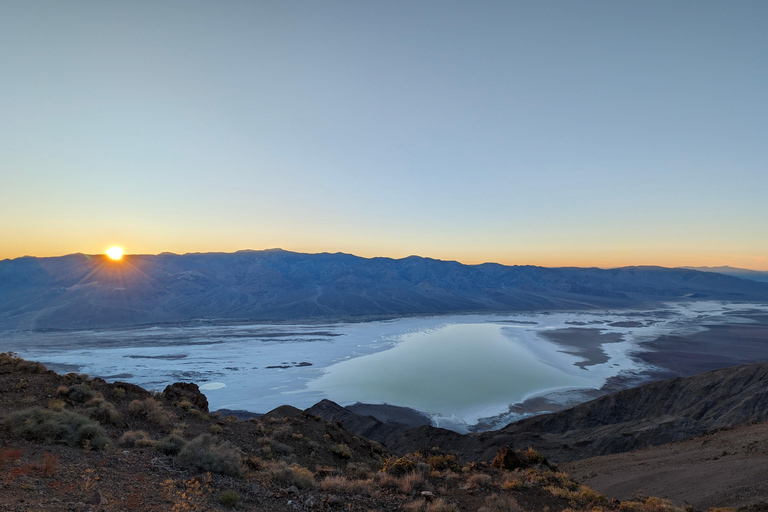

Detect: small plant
[47,399,65,411]
[331,443,352,459]
[525,447,547,465]
[65,384,99,404]
[119,430,156,448]
[157,433,187,455]
[467,472,493,490]
[478,494,523,512]
[219,489,242,508]
[39,452,60,477]
[86,397,124,426]
[162,474,211,512]
[128,397,175,425]
[4,407,109,450]
[175,434,242,476]
[210,424,224,434]
[267,460,316,489]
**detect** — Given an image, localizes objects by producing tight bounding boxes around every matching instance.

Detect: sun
[106,247,124,260]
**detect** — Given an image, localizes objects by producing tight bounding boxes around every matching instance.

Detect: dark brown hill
[389,361,768,463]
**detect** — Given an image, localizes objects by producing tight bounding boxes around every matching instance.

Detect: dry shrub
[128,397,175,425]
[644,497,680,512]
[65,384,99,404]
[86,397,124,426]
[47,399,65,412]
[258,436,293,458]
[320,475,373,494]
[331,443,352,459]
[4,407,109,450]
[400,471,430,493]
[478,493,523,512]
[427,454,459,472]
[157,433,186,455]
[467,473,493,490]
[267,460,315,489]
[0,447,23,467]
[119,430,156,448]
[175,434,242,476]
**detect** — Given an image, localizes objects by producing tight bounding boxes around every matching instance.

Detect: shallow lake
[2,300,764,431]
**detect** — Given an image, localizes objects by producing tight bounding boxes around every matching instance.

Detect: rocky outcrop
[162,382,209,412]
[306,399,422,447]
[390,362,768,463]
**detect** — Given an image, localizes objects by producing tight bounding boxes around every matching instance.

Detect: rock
[491,445,525,470]
[162,382,208,412]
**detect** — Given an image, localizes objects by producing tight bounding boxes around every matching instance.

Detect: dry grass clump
[128,397,175,425]
[319,475,374,494]
[4,407,109,450]
[47,398,66,411]
[266,460,316,489]
[546,483,608,506]
[478,494,523,512]
[399,471,430,493]
[175,434,242,476]
[118,430,156,448]
[467,472,493,490]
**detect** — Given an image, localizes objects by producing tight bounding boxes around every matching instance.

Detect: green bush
[118,430,156,448]
[4,407,109,449]
[219,489,242,508]
[157,433,187,455]
[175,434,242,476]
[86,397,124,426]
[331,443,352,459]
[65,384,99,404]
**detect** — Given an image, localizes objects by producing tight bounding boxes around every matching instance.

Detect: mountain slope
[389,361,768,463]
[2,249,768,331]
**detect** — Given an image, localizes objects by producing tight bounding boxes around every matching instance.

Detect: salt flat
[2,300,766,431]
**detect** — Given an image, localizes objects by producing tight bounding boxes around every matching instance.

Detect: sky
[2,1,767,269]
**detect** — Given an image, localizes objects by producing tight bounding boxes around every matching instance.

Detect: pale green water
[307,322,595,424]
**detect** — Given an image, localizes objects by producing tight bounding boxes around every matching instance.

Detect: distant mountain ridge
[681,265,768,283]
[2,249,768,331]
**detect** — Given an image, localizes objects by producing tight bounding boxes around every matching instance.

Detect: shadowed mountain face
[2,249,768,331]
[388,362,768,463]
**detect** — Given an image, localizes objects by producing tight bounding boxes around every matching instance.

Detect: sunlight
[106,247,124,260]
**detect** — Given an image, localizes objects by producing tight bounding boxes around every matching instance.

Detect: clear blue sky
[2,1,766,269]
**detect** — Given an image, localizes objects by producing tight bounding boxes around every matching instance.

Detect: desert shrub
[331,443,352,459]
[118,430,156,448]
[65,384,99,404]
[219,489,242,508]
[4,407,109,449]
[427,454,459,472]
[86,397,124,426]
[271,425,293,441]
[525,447,547,465]
[175,434,242,476]
[478,494,523,512]
[320,475,373,494]
[210,424,224,434]
[47,399,65,412]
[467,473,493,489]
[267,460,315,489]
[157,433,187,455]
[258,436,293,458]
[400,471,429,493]
[128,397,175,425]
[644,497,679,512]
[382,455,419,476]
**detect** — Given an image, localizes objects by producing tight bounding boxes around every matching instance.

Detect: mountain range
[3,249,768,331]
